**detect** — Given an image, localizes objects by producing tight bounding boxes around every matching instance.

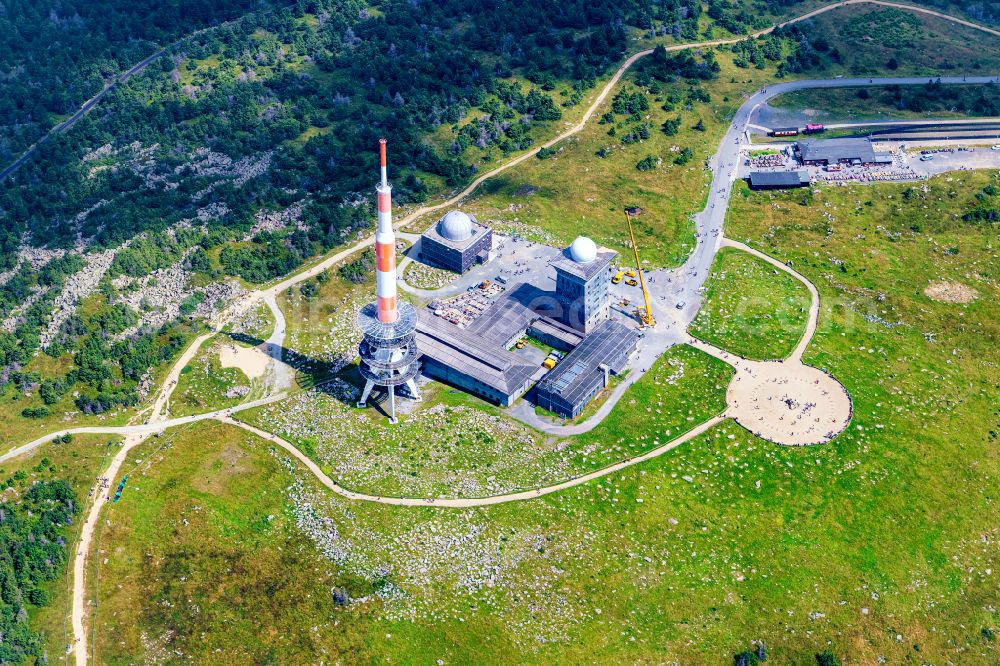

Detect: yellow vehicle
[542,357,557,370]
[611,271,625,284]
[625,270,637,278]
[625,278,638,287]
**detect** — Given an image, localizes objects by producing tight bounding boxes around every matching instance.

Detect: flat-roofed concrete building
[527,317,584,352]
[549,237,615,333]
[415,311,536,406]
[747,170,810,190]
[419,210,493,274]
[796,138,893,166]
[412,237,638,416]
[535,319,639,418]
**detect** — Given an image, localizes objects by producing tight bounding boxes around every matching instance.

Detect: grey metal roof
[528,316,584,348]
[797,138,892,164]
[535,319,638,407]
[748,170,809,187]
[549,247,615,282]
[416,310,536,395]
[467,283,562,346]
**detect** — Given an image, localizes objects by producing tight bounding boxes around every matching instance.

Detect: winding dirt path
[720,238,820,362]
[688,241,852,445]
[222,0,1000,319]
[221,415,726,507]
[67,329,216,666]
[2,2,994,662]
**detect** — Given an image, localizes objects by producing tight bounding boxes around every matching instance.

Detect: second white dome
[569,236,597,264]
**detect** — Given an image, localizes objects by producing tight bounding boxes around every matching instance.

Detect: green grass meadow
[689,247,811,360]
[26,5,1000,665]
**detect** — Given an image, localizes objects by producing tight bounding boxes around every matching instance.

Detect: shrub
[338,248,376,284]
[636,155,658,171]
[28,588,51,606]
[21,406,51,419]
[300,281,319,298]
[662,117,681,136]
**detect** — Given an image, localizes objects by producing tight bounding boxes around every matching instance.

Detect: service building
[420,210,493,274]
[550,237,615,333]
[535,319,639,418]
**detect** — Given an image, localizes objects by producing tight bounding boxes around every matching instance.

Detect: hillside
[0,1,998,663]
[0,0,816,437]
[2,0,999,448]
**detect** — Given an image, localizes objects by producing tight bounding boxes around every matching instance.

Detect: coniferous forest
[0,477,79,662]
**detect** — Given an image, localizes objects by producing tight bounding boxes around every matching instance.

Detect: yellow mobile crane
[624,209,655,327]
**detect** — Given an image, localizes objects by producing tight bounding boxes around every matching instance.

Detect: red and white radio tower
[356,139,420,422]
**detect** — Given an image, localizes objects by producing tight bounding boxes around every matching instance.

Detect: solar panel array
[536,319,639,408]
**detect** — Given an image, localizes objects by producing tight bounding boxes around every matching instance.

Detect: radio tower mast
[356,139,420,422]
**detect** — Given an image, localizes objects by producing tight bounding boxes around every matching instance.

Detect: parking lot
[902,144,1000,176]
[740,140,1000,186]
[400,232,559,299]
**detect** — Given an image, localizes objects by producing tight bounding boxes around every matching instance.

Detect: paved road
[667,75,999,309]
[261,293,293,392]
[505,74,997,435]
[3,73,981,459]
[3,81,996,453]
[0,3,993,662]
[0,48,171,182]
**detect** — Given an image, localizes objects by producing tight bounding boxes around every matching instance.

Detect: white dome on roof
[569,236,597,264]
[438,210,473,241]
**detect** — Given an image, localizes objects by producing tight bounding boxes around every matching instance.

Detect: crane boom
[624,210,655,327]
